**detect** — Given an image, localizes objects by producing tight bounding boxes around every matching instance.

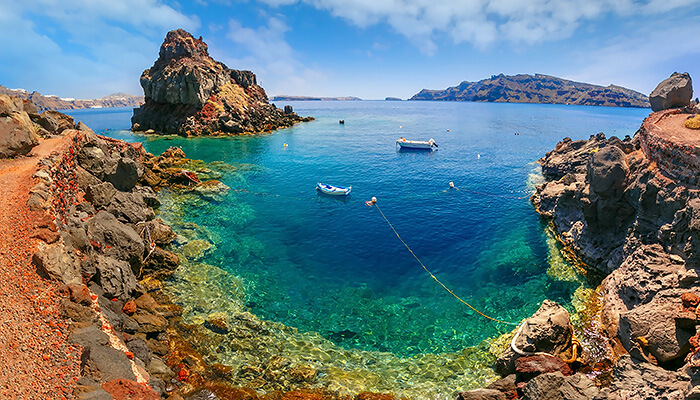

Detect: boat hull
[316,183,351,196]
[396,138,437,150]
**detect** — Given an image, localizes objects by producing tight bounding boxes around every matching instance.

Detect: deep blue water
[65,102,649,356]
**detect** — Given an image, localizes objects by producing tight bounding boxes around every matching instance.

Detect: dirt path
[0,135,80,399]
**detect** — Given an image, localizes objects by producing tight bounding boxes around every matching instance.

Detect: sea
[65,101,650,398]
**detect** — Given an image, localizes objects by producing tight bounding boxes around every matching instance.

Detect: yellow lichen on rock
[217,82,249,114]
[684,115,700,129]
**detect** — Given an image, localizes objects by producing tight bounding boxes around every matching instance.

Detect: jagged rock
[37,110,74,134]
[456,389,506,400]
[0,94,25,115]
[64,283,92,305]
[522,372,598,400]
[142,247,179,279]
[599,244,685,341]
[132,185,160,208]
[60,300,98,323]
[76,166,103,191]
[147,356,175,381]
[78,146,117,179]
[101,378,160,400]
[587,146,628,197]
[126,337,152,364]
[141,219,175,245]
[32,242,80,284]
[486,374,517,399]
[515,354,573,381]
[106,191,154,224]
[131,29,311,136]
[86,211,145,271]
[650,72,693,112]
[94,255,141,300]
[0,109,38,158]
[131,294,168,333]
[598,354,690,399]
[85,182,117,208]
[80,345,137,383]
[495,301,573,376]
[618,288,696,365]
[106,158,143,192]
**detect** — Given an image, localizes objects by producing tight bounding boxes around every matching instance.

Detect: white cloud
[256,0,696,52]
[222,17,327,96]
[0,1,199,98]
[565,16,700,95]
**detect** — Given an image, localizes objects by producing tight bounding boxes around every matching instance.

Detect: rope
[373,202,518,326]
[136,222,157,277]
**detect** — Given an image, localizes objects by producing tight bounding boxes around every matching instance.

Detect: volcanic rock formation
[131,29,311,135]
[529,74,700,398]
[0,94,78,158]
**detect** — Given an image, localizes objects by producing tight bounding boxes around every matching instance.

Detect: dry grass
[684,115,700,129]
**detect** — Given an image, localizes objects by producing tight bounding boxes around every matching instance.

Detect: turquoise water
[67,102,649,355]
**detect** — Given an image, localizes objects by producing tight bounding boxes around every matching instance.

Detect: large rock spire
[131,29,311,135]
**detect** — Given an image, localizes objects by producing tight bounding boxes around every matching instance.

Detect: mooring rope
[372,202,518,326]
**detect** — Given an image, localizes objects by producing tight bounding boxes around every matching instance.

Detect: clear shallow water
[66,102,649,395]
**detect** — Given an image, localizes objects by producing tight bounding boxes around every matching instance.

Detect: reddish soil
[648,111,700,147]
[0,135,80,399]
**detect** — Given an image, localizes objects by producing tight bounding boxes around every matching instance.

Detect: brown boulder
[650,72,693,112]
[0,110,38,158]
[515,354,573,381]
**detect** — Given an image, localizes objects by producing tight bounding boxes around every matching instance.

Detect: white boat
[396,137,438,150]
[317,182,352,196]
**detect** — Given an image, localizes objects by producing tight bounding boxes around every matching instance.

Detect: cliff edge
[529,74,700,398]
[131,29,312,136]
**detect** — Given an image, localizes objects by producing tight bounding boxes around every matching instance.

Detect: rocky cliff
[411,74,649,108]
[529,93,700,396]
[0,85,143,112]
[0,94,81,158]
[131,29,312,136]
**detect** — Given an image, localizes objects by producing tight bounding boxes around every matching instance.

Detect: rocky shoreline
[2,70,699,399]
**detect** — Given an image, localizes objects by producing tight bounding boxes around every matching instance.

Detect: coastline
[2,96,696,396]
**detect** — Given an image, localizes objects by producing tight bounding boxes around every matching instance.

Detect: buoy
[477,154,481,159]
[371,197,377,203]
[449,181,455,189]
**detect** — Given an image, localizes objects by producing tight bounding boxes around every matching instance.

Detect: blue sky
[1,0,699,100]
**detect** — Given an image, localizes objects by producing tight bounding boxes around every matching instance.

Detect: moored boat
[316,182,352,196]
[396,137,438,150]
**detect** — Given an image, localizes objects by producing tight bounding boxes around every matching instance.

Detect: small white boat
[317,182,352,196]
[396,137,438,150]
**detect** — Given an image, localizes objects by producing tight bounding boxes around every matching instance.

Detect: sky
[1,0,699,100]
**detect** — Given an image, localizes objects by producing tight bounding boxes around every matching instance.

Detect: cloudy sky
[1,0,699,100]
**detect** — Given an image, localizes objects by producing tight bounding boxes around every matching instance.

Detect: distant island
[410,73,649,108]
[385,97,402,101]
[0,85,143,112]
[270,96,362,102]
